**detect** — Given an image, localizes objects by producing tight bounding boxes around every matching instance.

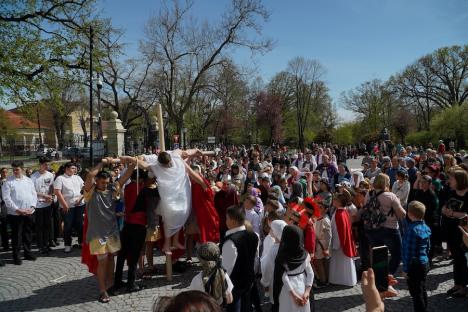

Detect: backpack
[361,190,391,230]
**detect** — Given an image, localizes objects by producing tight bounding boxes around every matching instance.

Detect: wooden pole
[156,103,172,281]
[156,103,165,152]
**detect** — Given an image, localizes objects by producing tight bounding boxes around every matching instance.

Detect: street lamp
[96,74,103,140]
[89,26,94,166]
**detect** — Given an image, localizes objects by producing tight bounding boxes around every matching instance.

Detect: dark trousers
[62,205,84,246]
[358,226,370,270]
[407,262,429,312]
[227,285,253,312]
[7,215,33,258]
[35,206,52,249]
[51,203,61,242]
[0,216,8,248]
[366,227,402,275]
[114,222,146,287]
[446,230,468,286]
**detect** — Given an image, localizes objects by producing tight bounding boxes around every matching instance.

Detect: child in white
[190,242,233,305]
[260,220,287,303]
[313,203,331,285]
[273,225,314,312]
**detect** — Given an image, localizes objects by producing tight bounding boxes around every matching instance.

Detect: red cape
[335,209,357,258]
[191,177,220,243]
[81,209,98,275]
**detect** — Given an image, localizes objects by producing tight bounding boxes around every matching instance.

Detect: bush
[406,131,434,147]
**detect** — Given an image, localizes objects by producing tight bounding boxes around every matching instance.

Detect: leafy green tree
[430,102,468,148]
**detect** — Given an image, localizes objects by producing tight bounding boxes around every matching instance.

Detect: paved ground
[1,240,467,312]
[0,157,466,311]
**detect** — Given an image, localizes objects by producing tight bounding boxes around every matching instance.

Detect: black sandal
[98,292,110,303]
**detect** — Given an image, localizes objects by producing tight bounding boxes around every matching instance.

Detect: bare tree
[96,22,157,137]
[287,57,326,150]
[141,0,271,134]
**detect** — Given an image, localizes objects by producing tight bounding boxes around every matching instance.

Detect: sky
[97,0,468,121]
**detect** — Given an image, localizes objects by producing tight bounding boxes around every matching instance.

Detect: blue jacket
[402,220,431,273]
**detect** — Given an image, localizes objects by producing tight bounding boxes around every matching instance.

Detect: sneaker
[13,257,22,265]
[64,246,71,253]
[24,254,37,261]
[49,240,57,247]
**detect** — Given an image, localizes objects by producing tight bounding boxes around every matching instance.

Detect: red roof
[4,111,40,129]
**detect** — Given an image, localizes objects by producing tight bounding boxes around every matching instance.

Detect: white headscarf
[270,220,287,241]
[351,170,364,187]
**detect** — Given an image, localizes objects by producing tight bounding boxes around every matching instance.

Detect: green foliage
[405,131,434,147]
[333,123,356,145]
[430,102,468,147]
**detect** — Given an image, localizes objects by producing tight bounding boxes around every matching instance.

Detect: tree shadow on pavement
[0,275,98,312]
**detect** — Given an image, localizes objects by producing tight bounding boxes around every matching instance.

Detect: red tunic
[124,182,146,225]
[191,177,220,243]
[214,188,239,237]
[335,208,357,258]
[303,222,316,255]
[81,209,98,275]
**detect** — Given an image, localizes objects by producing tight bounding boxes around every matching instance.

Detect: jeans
[62,205,84,247]
[366,227,402,275]
[7,215,33,258]
[407,262,429,312]
[114,222,146,287]
[35,206,52,250]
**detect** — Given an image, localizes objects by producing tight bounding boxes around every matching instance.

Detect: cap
[335,180,351,189]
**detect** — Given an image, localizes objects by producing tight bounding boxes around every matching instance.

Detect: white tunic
[314,216,331,260]
[145,152,191,236]
[260,242,279,303]
[328,211,357,287]
[279,254,314,312]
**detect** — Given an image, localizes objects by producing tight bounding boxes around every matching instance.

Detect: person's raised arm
[184,162,207,191]
[84,160,108,192]
[117,160,137,188]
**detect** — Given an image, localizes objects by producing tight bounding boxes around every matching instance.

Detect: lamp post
[96,74,103,140]
[89,26,94,166]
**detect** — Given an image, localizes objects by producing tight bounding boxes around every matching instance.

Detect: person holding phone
[441,169,468,298]
[1,161,37,265]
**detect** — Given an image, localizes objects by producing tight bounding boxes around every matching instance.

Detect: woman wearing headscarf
[261,220,288,304]
[289,182,304,205]
[273,225,314,312]
[190,242,233,306]
[350,171,365,188]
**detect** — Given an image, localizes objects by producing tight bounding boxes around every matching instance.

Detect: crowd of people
[1,142,467,312]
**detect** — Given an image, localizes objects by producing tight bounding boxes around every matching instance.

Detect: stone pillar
[106,111,126,157]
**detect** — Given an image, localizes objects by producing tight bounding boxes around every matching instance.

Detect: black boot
[13,253,22,265]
